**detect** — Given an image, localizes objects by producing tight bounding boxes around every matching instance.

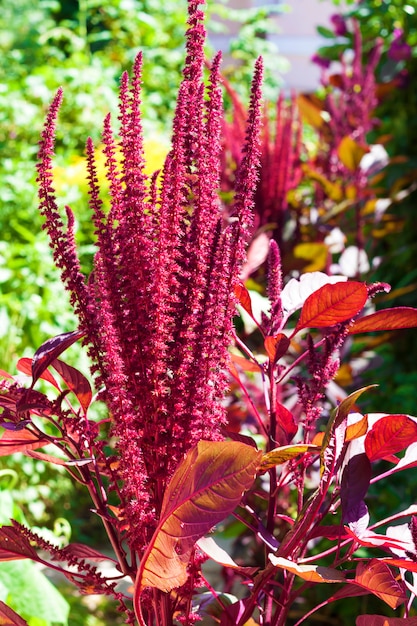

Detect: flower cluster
[36,0,262,554]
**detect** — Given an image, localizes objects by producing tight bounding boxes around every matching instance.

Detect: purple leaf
[31,330,85,385]
[51,359,92,414]
[341,453,372,524]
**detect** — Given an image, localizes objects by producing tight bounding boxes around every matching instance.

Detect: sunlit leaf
[134,440,261,600]
[0,430,48,457]
[229,353,262,373]
[197,537,257,575]
[269,555,346,583]
[346,415,369,442]
[302,164,344,202]
[295,281,368,332]
[51,359,92,413]
[293,242,328,272]
[281,272,347,317]
[338,136,368,171]
[365,415,417,462]
[354,559,406,609]
[297,94,324,129]
[234,281,254,317]
[264,333,290,363]
[260,444,320,472]
[349,307,417,334]
[0,601,29,625]
[31,329,85,385]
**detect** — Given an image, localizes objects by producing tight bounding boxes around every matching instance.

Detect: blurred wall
[209,0,348,93]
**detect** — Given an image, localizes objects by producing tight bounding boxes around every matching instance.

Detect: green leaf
[337,136,368,171]
[0,561,69,625]
[134,441,261,599]
[260,444,320,472]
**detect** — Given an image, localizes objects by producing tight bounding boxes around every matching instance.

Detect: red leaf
[264,333,290,363]
[234,281,253,317]
[17,358,59,389]
[31,329,85,385]
[295,281,368,331]
[229,353,262,373]
[365,415,417,462]
[134,440,261,618]
[354,559,406,609]
[0,601,29,625]
[0,430,48,457]
[51,359,92,413]
[350,307,417,334]
[0,526,38,561]
[356,616,417,626]
[276,402,298,445]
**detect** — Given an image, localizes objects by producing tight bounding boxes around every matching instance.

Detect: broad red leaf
[51,359,92,413]
[234,281,253,317]
[0,370,13,380]
[0,430,48,457]
[0,601,29,626]
[17,357,59,389]
[349,307,417,335]
[354,559,406,609]
[295,281,368,332]
[0,526,38,561]
[356,616,417,626]
[134,441,261,606]
[31,329,85,385]
[264,333,290,363]
[365,415,417,462]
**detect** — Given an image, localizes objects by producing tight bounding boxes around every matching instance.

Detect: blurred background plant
[315,0,417,413]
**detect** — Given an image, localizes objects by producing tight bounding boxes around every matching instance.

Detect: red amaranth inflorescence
[36,0,263,554]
